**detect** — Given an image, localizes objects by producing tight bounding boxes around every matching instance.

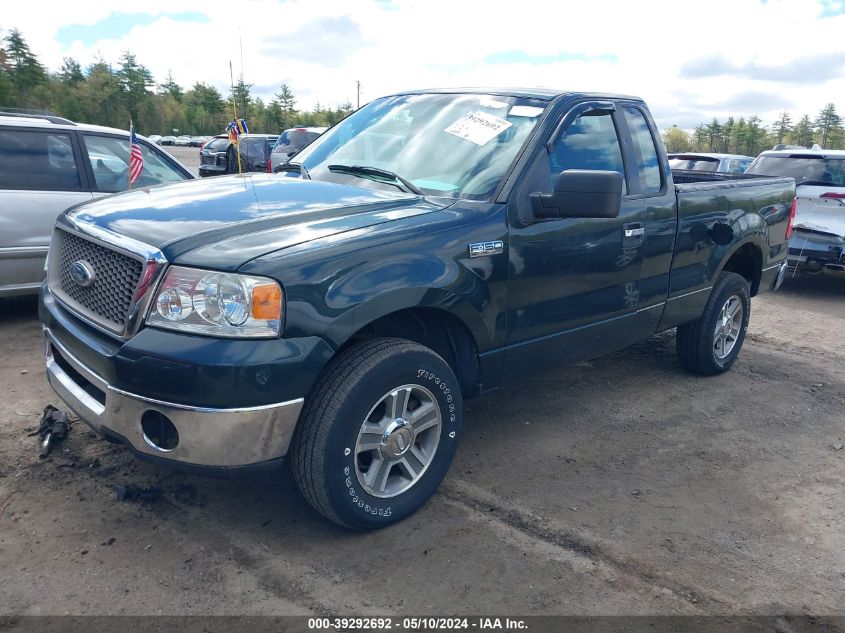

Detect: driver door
[502,103,649,381]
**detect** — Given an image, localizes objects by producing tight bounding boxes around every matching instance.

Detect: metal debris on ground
[28,404,72,458]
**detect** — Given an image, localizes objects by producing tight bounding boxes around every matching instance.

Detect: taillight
[820,192,845,200]
[785,197,797,240]
[267,159,272,173]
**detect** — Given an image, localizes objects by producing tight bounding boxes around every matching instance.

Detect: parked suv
[270,126,326,171]
[747,147,845,275]
[199,133,278,177]
[0,113,194,297]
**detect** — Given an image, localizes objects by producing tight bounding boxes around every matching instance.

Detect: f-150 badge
[468,241,504,258]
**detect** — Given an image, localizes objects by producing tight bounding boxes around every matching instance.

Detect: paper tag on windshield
[479,97,509,109]
[509,105,544,118]
[444,111,513,146]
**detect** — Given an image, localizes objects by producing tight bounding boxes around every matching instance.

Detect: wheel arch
[715,238,764,296]
[330,297,485,397]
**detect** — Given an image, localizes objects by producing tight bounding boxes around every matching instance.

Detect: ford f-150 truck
[40,89,795,529]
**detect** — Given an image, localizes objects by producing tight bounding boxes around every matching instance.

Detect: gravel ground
[165,145,201,176]
[1,273,844,616]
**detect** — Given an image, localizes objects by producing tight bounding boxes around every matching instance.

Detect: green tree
[229,78,252,119]
[116,51,154,125]
[4,29,46,106]
[815,103,842,149]
[692,124,708,151]
[59,57,84,84]
[771,111,792,144]
[790,114,814,147]
[730,118,747,154]
[744,115,766,155]
[159,71,183,101]
[0,42,13,105]
[662,125,691,152]
[721,117,735,153]
[275,83,296,113]
[78,59,125,127]
[706,118,722,151]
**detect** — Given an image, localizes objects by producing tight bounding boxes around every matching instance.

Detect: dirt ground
[1,273,844,617]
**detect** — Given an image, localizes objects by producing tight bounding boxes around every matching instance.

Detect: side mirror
[530,170,623,220]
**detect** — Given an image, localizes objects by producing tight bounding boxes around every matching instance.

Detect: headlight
[146,266,283,338]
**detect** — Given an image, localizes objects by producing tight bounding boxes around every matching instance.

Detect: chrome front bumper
[44,328,304,468]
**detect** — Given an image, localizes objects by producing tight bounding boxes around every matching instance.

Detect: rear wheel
[676,272,751,376]
[291,338,463,530]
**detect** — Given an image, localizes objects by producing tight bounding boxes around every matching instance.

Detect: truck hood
[68,174,444,269]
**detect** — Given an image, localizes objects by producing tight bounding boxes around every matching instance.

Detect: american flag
[129,121,144,185]
[226,118,248,144]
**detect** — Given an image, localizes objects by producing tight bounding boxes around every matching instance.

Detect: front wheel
[676,271,751,376]
[291,338,463,530]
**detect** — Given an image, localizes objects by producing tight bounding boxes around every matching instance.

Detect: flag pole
[229,61,243,175]
[128,119,132,190]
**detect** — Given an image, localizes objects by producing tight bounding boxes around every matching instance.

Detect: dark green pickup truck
[40,89,795,529]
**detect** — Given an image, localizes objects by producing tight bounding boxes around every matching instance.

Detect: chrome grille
[52,229,144,331]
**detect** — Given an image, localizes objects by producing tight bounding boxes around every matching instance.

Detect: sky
[5,0,845,129]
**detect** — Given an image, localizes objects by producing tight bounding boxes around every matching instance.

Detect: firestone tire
[676,271,751,376]
[291,338,463,530]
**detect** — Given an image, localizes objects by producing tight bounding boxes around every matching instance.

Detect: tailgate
[794,185,845,238]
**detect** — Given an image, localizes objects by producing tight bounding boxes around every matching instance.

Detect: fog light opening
[141,410,179,452]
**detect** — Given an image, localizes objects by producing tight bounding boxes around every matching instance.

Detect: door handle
[623,223,645,239]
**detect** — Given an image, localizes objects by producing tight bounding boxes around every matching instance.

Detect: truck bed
[671,169,786,185]
[663,169,795,325]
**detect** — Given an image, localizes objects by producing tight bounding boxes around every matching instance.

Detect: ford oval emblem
[69,260,95,288]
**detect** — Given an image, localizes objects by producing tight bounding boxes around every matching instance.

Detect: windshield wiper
[327,164,423,195]
[273,162,310,180]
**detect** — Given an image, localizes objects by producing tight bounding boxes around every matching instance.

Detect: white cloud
[5,0,845,128]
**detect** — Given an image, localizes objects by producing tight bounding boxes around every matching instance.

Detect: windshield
[293,93,547,199]
[274,129,319,155]
[747,155,845,186]
[205,138,230,152]
[669,157,720,172]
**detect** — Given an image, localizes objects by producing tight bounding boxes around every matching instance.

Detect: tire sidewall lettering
[333,360,462,522]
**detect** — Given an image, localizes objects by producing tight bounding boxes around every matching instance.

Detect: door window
[622,107,662,193]
[82,134,189,193]
[0,130,81,191]
[550,112,626,194]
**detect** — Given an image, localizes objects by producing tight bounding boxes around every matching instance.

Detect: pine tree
[117,51,153,125]
[815,104,842,149]
[706,118,722,152]
[159,71,183,101]
[4,29,46,105]
[790,115,814,147]
[59,57,83,84]
[771,111,792,144]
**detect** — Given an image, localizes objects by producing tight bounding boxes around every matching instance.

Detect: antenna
[229,60,243,175]
[356,80,361,109]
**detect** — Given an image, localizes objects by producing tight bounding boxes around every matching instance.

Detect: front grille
[53,230,144,331]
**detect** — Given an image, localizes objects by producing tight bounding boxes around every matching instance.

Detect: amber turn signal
[252,283,282,321]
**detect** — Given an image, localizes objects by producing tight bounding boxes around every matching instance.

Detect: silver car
[270,126,327,171]
[0,113,195,297]
[667,152,754,174]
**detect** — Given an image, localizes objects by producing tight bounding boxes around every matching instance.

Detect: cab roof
[391,87,643,102]
[759,148,845,158]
